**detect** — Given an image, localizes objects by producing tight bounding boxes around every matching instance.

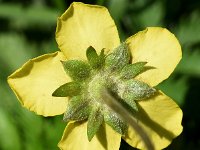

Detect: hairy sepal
[103,109,127,135]
[52,82,81,97]
[87,107,104,141]
[61,60,91,81]
[120,62,147,79]
[105,43,130,72]
[63,96,90,122]
[86,46,105,69]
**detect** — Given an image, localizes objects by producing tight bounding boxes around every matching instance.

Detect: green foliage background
[0,0,200,149]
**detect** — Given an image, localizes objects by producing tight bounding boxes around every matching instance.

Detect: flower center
[87,72,107,104]
[52,42,156,141]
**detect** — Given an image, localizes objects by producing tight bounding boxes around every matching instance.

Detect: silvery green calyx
[52,42,156,141]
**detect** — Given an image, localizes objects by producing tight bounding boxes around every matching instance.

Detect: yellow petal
[123,91,183,149]
[56,2,120,60]
[58,122,121,150]
[8,51,70,116]
[126,27,182,86]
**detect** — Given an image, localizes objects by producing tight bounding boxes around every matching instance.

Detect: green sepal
[105,43,130,72]
[99,49,106,68]
[61,60,91,81]
[103,110,127,135]
[52,82,81,97]
[87,107,103,141]
[63,96,90,122]
[122,98,138,112]
[122,79,156,101]
[120,62,147,79]
[86,46,105,69]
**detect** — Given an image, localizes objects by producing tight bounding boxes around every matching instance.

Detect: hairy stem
[101,88,154,150]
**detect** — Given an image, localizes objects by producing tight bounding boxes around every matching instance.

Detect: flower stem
[101,88,155,150]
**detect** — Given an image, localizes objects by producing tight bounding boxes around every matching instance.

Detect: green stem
[101,88,155,150]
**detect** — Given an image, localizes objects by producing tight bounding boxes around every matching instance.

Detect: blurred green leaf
[0,109,21,150]
[50,0,66,11]
[176,49,200,77]
[175,10,200,46]
[158,76,188,106]
[135,1,164,27]
[97,0,106,5]
[0,4,59,28]
[19,109,44,150]
[41,39,58,54]
[108,0,128,39]
[129,0,154,10]
[108,0,128,22]
[0,33,37,72]
[44,116,66,150]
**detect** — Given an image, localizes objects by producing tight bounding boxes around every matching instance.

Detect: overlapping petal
[58,122,121,150]
[123,91,183,149]
[8,52,70,116]
[126,27,182,87]
[56,2,120,60]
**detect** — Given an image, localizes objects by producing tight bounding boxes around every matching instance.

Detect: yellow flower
[8,2,183,150]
